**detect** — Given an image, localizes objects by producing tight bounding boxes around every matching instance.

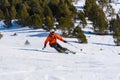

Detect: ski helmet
[50,29,55,33]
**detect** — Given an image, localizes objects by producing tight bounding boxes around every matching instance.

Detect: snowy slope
[0,0,120,80]
[0,21,120,80]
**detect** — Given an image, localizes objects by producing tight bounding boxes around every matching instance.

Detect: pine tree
[44,16,54,31]
[10,6,16,19]
[84,1,108,34]
[28,0,42,15]
[73,26,87,43]
[0,9,4,20]
[3,0,10,7]
[77,11,87,28]
[59,17,74,36]
[48,0,59,18]
[109,15,120,32]
[27,14,43,29]
[0,0,12,27]
[113,31,120,46]
[4,8,12,27]
[43,5,53,17]
[57,0,75,19]
[10,0,21,5]
[110,15,120,46]
[92,5,108,34]
[84,0,96,17]
[18,3,29,26]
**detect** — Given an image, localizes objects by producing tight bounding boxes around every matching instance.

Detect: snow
[110,2,120,14]
[0,0,120,80]
[72,0,85,11]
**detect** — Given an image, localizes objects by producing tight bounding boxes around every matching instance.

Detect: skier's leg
[51,44,76,54]
[56,43,76,54]
[51,44,63,52]
[56,43,67,52]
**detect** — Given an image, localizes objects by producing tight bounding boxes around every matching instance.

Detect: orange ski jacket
[44,33,65,46]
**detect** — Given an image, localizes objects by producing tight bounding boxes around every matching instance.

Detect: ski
[64,49,76,54]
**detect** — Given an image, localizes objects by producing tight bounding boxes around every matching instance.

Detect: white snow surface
[0,0,120,80]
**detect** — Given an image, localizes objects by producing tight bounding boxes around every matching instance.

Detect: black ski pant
[50,43,67,52]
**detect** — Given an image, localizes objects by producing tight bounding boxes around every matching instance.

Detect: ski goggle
[50,32,54,34]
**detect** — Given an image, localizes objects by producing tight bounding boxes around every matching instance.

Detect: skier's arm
[55,34,67,42]
[43,37,50,49]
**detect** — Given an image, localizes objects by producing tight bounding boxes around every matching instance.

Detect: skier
[42,29,68,53]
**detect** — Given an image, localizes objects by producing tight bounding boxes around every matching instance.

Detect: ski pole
[67,42,79,49]
[67,42,86,54]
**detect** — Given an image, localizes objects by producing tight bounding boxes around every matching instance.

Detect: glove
[64,40,67,43]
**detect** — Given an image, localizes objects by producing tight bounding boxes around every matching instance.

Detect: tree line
[0,0,120,45]
[84,0,120,45]
[0,0,76,29]
[0,0,87,43]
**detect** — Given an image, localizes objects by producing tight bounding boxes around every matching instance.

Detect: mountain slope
[0,21,120,80]
[0,0,120,80]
